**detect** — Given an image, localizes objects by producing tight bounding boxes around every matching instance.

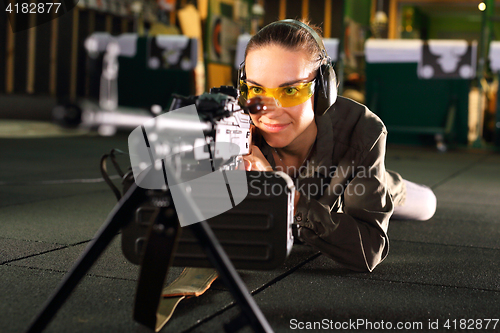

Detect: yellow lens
[248,86,267,98]
[239,80,315,108]
[278,81,315,107]
[239,80,249,100]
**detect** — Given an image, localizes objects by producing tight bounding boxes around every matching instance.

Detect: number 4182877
[444,319,498,330]
[6,3,61,14]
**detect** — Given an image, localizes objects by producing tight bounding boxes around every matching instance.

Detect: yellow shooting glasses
[239,79,316,108]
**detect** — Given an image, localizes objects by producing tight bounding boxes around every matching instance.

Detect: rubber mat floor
[1,130,499,333]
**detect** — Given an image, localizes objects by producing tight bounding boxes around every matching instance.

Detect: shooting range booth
[489,41,500,147]
[85,32,197,111]
[365,39,475,148]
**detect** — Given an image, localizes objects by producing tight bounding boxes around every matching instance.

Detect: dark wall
[0,8,134,100]
[55,10,73,100]
[0,10,6,93]
[263,0,345,39]
[13,14,28,93]
[34,18,52,94]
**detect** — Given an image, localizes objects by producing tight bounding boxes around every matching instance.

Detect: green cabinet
[365,39,471,146]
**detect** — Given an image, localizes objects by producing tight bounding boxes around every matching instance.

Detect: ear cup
[237,62,245,88]
[238,19,338,116]
[237,63,247,107]
[315,61,337,116]
[279,20,337,116]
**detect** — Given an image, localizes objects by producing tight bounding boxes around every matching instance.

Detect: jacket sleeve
[295,131,393,272]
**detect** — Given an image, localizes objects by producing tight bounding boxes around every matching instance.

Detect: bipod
[25,181,273,333]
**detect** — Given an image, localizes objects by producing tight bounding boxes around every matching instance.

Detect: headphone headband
[237,19,337,116]
[277,19,330,62]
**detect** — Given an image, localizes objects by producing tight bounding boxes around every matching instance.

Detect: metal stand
[26,176,273,333]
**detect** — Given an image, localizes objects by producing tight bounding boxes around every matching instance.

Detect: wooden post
[49,12,58,96]
[324,0,332,38]
[105,14,112,33]
[302,0,309,21]
[170,10,176,26]
[89,9,95,33]
[388,0,398,39]
[6,10,15,94]
[279,0,286,20]
[85,10,96,98]
[121,17,128,33]
[27,15,37,94]
[70,7,79,101]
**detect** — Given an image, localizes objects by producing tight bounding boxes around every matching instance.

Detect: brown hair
[245,19,324,67]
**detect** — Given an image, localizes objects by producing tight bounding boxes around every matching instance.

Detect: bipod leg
[134,194,181,331]
[160,161,273,333]
[25,183,147,333]
[189,221,273,333]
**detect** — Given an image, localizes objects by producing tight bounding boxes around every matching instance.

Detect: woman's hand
[242,145,273,171]
[242,141,300,213]
[294,190,300,213]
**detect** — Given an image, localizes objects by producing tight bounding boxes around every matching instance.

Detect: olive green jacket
[259,96,405,272]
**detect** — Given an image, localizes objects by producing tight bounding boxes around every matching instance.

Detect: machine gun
[27,87,295,333]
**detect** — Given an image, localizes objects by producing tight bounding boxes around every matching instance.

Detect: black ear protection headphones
[237,19,337,116]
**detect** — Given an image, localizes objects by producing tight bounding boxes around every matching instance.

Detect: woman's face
[245,44,317,149]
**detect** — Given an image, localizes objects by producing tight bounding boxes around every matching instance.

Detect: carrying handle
[100,149,128,201]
